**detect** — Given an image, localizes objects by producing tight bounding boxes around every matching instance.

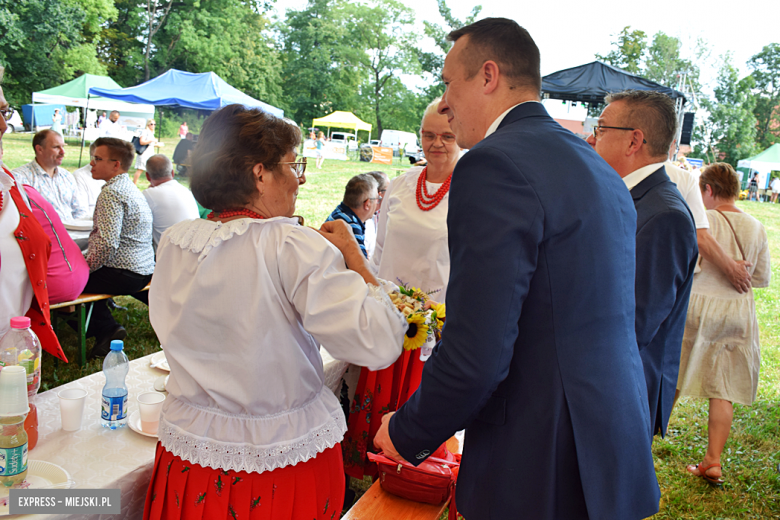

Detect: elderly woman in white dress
[342,97,461,479]
[677,163,770,486]
[133,119,164,184]
[144,104,406,520]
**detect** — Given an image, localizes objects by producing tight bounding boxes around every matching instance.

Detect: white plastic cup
[137,392,165,434]
[58,388,88,431]
[0,366,30,416]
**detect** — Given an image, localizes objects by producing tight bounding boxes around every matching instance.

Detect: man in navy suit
[374,18,660,520]
[586,90,698,437]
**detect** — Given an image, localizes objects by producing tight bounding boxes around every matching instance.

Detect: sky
[271,0,778,119]
[272,0,776,78]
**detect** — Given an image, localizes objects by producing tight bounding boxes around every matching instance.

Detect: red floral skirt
[144,442,345,520]
[342,349,424,479]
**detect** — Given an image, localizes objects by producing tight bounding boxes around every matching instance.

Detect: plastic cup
[137,392,165,434]
[58,388,88,431]
[0,366,30,417]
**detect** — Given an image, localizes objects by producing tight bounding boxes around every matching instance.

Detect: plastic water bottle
[0,317,40,449]
[101,340,129,429]
[0,366,29,487]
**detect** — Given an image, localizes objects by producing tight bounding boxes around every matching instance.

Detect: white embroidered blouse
[149,217,406,474]
[371,166,451,301]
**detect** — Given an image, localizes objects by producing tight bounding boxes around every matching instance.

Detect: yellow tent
[312,111,372,141]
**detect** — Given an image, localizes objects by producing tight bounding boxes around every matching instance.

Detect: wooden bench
[342,437,459,520]
[50,283,151,366]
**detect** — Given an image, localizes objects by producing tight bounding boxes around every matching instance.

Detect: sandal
[687,462,724,486]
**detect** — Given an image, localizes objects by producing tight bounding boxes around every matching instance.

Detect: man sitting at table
[71,142,106,218]
[12,129,88,222]
[325,173,379,259]
[142,154,199,248]
[83,137,154,359]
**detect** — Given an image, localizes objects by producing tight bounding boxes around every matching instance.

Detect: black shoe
[88,325,127,360]
[107,298,127,311]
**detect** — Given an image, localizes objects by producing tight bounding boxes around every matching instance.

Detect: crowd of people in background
[0,16,776,520]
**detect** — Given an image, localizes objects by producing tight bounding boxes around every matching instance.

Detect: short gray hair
[145,154,173,180]
[343,174,377,209]
[604,90,678,158]
[366,171,390,192]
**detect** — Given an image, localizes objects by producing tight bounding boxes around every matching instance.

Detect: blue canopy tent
[80,69,283,165]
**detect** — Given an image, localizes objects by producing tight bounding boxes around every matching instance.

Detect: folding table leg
[79,304,89,367]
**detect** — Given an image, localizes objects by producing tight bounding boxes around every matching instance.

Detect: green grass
[6,131,780,517]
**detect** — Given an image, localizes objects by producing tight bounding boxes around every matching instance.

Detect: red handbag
[368,446,461,520]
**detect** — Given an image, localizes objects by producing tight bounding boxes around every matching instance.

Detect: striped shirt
[326,202,368,258]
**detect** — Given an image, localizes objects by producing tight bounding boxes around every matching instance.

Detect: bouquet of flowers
[389,285,445,359]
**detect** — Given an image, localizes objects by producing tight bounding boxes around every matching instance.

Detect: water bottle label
[0,443,28,476]
[101,394,128,421]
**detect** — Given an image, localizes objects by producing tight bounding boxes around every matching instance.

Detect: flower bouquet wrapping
[389,285,445,361]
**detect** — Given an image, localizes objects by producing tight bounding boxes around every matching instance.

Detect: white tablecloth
[6,351,350,519]
[6,353,163,519]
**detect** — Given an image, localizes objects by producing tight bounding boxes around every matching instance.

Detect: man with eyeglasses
[325,173,378,259]
[363,170,390,259]
[12,129,88,222]
[586,89,698,440]
[83,137,154,359]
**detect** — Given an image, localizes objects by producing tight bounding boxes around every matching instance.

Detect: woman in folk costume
[343,97,461,479]
[143,105,406,520]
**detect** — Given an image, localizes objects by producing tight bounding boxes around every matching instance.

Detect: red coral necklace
[416,167,452,211]
[207,208,265,220]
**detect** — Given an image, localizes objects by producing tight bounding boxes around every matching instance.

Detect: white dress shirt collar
[485,100,542,138]
[622,162,667,191]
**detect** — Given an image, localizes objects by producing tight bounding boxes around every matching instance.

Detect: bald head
[146,154,173,182]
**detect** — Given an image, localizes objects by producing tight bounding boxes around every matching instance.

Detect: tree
[277,0,362,125]
[98,0,282,106]
[343,0,419,136]
[417,0,481,100]
[596,26,647,74]
[643,32,702,93]
[0,0,108,105]
[698,55,758,166]
[748,43,780,149]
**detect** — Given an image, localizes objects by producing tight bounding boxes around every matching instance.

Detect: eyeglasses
[421,131,456,144]
[279,157,307,178]
[365,197,380,203]
[90,155,119,163]
[1,107,14,121]
[592,125,647,144]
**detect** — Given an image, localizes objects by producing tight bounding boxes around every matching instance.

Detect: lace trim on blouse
[158,407,347,474]
[165,217,294,263]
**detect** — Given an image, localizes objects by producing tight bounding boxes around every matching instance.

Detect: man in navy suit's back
[374,18,660,520]
[587,90,698,439]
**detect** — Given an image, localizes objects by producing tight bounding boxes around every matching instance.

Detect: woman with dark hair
[144,104,406,520]
[677,162,770,485]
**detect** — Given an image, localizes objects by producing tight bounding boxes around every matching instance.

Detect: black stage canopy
[541,61,686,105]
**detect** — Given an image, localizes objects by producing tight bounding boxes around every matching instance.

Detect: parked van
[330,131,358,151]
[379,130,420,157]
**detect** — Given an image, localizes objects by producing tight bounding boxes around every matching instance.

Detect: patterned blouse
[86,173,154,275]
[12,160,88,221]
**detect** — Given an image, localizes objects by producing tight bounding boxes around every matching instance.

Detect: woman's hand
[317,220,378,285]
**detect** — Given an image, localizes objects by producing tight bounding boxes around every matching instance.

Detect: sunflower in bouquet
[389,285,445,352]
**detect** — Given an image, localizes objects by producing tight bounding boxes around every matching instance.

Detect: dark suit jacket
[631,167,697,436]
[389,103,660,520]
